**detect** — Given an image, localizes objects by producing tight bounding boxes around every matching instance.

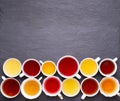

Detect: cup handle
[113,57,118,62]
[81,94,86,100]
[117,93,120,96]
[39,60,44,65]
[38,77,42,81]
[58,93,63,100]
[1,76,6,80]
[95,57,101,62]
[76,74,81,79]
[19,72,24,77]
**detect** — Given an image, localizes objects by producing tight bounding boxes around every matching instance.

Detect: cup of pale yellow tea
[1,76,20,98]
[3,58,22,77]
[80,57,100,77]
[40,60,56,76]
[21,77,42,99]
[100,77,119,97]
[62,78,80,97]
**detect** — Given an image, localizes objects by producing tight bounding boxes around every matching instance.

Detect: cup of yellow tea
[3,58,22,77]
[62,78,80,97]
[100,77,119,97]
[21,77,42,99]
[40,60,56,76]
[80,57,100,77]
[0,76,20,98]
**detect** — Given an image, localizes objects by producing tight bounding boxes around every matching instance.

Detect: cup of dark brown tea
[81,78,99,100]
[19,58,41,78]
[99,57,118,77]
[0,76,20,98]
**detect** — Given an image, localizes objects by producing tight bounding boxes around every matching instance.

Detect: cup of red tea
[19,58,41,77]
[43,76,63,99]
[57,55,81,79]
[81,78,99,100]
[99,57,118,77]
[0,76,20,98]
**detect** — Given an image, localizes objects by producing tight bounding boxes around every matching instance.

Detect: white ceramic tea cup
[57,55,81,79]
[100,77,119,97]
[80,57,101,77]
[81,77,99,100]
[21,77,42,99]
[19,58,41,78]
[43,76,63,100]
[0,76,20,98]
[40,60,57,76]
[62,78,80,97]
[99,57,118,77]
[3,58,22,77]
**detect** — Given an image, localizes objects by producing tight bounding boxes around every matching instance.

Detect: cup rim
[21,77,42,99]
[99,77,119,97]
[0,78,20,98]
[79,58,99,77]
[3,58,22,77]
[99,58,117,77]
[57,55,79,78]
[41,60,57,76]
[81,77,99,97]
[62,78,80,97]
[22,58,41,77]
[43,76,62,96]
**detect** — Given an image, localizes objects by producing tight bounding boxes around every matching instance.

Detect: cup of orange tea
[62,78,80,97]
[80,57,100,77]
[40,60,56,76]
[3,58,22,77]
[99,57,118,77]
[0,76,20,98]
[100,77,119,97]
[21,77,42,99]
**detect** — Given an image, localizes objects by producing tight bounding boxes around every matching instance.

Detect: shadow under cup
[1,78,20,98]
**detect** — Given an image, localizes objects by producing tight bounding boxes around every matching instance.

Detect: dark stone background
[0,0,120,101]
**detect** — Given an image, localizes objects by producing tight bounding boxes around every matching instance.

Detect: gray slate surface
[0,0,120,101]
